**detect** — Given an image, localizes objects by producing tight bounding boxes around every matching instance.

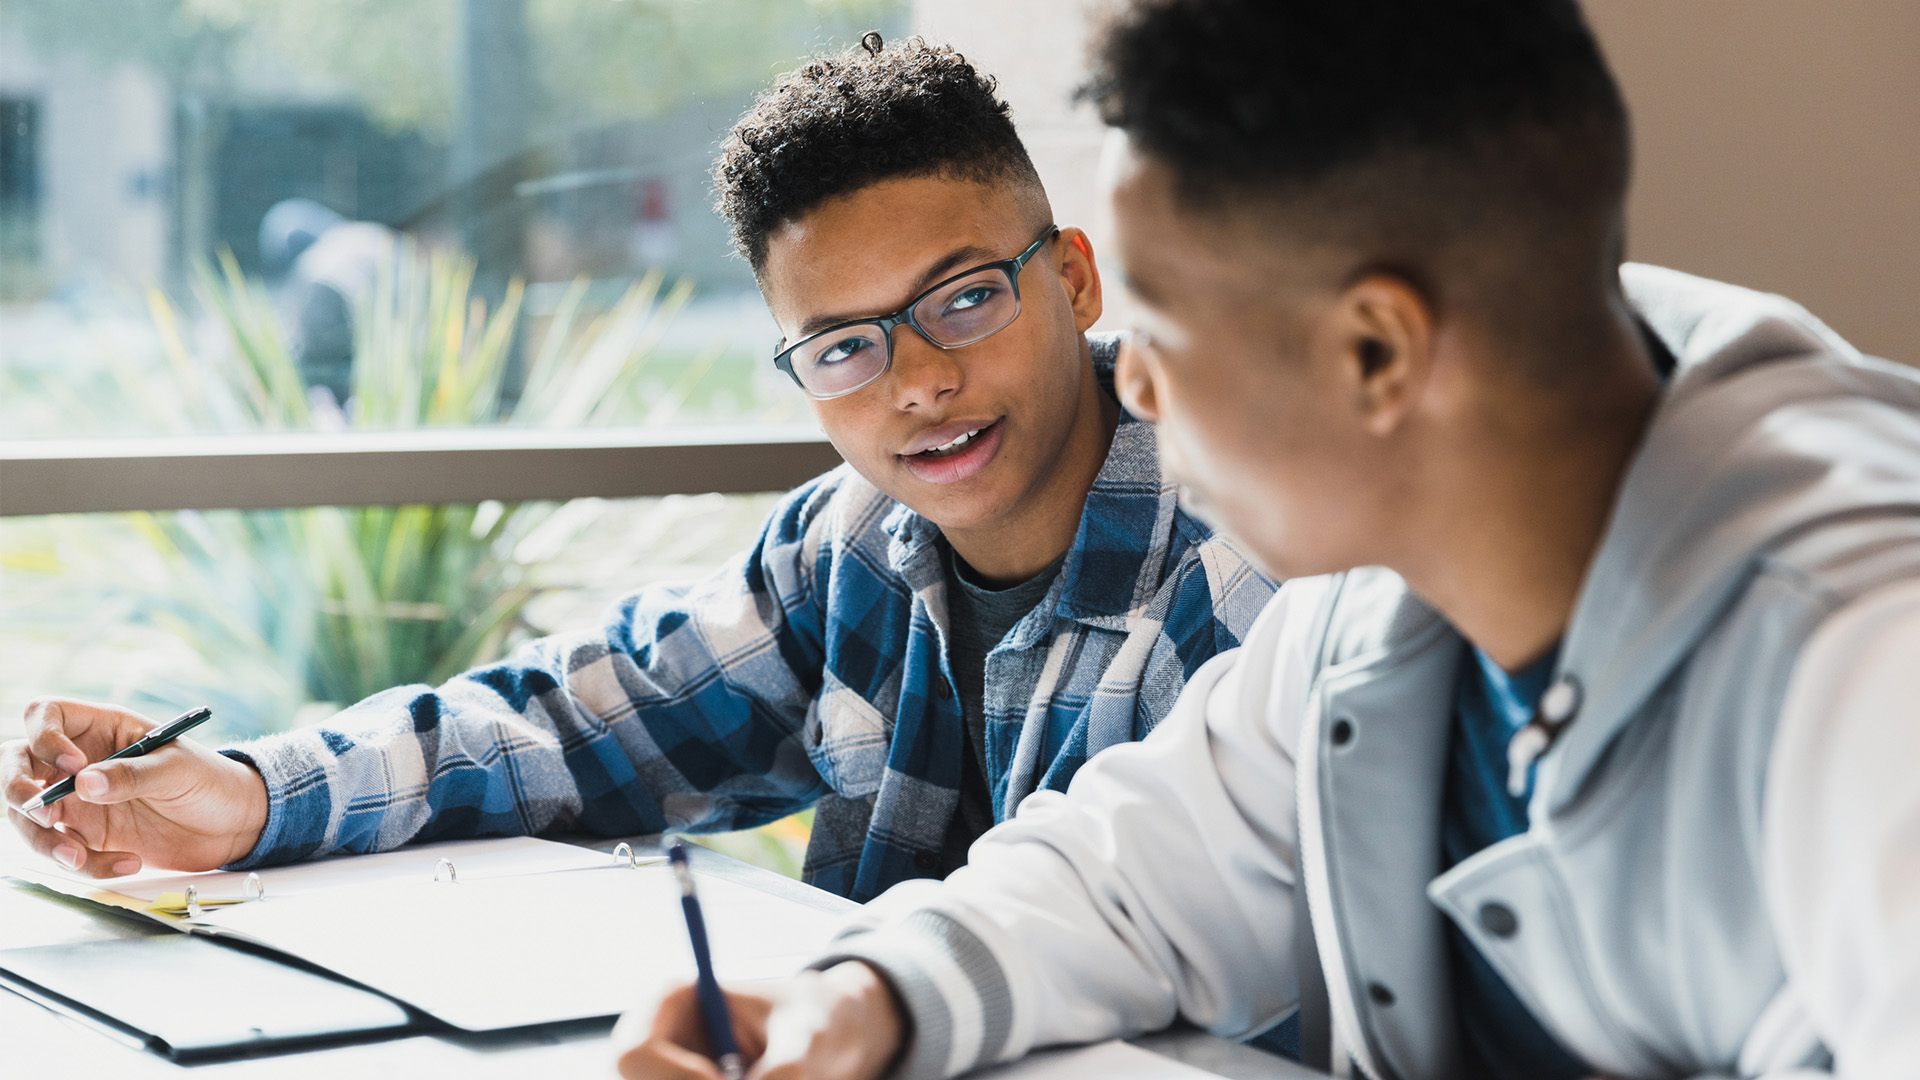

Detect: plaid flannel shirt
[225,338,1278,901]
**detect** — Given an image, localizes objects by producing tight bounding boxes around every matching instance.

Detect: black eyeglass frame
[772,225,1061,400]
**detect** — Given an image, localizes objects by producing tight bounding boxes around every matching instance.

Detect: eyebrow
[795,242,1003,338]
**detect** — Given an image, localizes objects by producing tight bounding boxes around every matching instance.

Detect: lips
[901,417,1005,485]
[902,417,1001,456]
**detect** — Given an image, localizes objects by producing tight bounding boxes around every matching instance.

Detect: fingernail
[111,859,141,877]
[76,770,107,800]
[57,753,86,776]
[53,844,82,870]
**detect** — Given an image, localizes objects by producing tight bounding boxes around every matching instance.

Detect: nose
[887,327,963,412]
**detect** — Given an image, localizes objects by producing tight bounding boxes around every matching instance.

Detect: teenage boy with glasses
[613,2,1920,1078]
[1,38,1273,905]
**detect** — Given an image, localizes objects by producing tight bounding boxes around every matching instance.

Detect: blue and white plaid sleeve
[221,477,841,870]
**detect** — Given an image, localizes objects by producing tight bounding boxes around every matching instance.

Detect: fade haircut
[1086,0,1633,367]
[715,35,1047,274]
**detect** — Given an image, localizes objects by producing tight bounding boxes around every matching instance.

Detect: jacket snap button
[1540,676,1582,725]
[1330,719,1355,747]
[912,850,939,871]
[1367,982,1395,1006]
[935,681,953,701]
[1478,901,1520,938]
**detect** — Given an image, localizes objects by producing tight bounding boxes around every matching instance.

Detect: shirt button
[912,850,939,871]
[935,681,953,701]
[1478,901,1520,938]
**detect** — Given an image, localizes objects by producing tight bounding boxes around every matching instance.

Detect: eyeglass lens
[788,266,1021,397]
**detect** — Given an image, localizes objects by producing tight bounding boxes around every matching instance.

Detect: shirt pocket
[804,677,891,798]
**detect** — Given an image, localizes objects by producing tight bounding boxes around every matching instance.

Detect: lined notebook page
[201,864,843,1031]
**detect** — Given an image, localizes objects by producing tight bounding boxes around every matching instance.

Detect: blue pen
[668,839,746,1080]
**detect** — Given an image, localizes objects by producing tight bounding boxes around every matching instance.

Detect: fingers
[72,750,194,808]
[4,805,142,878]
[23,703,88,778]
[2,741,53,811]
[750,964,905,1080]
[22,698,154,775]
[616,1038,727,1080]
[616,985,728,1080]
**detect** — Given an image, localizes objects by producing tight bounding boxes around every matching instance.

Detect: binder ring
[613,842,642,869]
[434,858,458,884]
[184,885,201,919]
[245,872,265,901]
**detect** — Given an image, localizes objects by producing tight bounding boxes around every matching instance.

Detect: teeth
[923,428,982,455]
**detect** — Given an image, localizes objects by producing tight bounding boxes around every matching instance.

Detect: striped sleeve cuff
[218,736,335,869]
[813,910,1015,1080]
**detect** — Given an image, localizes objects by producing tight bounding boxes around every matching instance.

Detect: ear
[1327,273,1433,437]
[1056,227,1104,333]
[1114,333,1159,422]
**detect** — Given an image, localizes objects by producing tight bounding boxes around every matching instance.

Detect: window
[0,95,40,291]
[0,0,907,439]
[1,2,908,876]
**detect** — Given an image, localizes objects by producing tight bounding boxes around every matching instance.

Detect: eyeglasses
[773,225,1060,400]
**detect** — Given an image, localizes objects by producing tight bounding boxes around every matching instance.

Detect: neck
[1396,312,1663,672]
[944,357,1120,588]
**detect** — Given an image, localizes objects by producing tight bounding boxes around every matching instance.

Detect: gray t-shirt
[936,543,1065,874]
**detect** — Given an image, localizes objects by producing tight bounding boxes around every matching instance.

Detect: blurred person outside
[259,196,398,418]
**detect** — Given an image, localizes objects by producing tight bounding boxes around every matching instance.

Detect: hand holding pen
[613,841,907,1080]
[670,839,748,1080]
[0,698,270,878]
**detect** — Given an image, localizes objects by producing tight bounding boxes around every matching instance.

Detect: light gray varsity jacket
[811,265,1920,1080]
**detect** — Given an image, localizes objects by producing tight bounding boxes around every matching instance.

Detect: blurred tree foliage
[0,0,904,136]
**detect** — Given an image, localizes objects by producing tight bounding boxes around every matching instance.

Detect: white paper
[39,836,632,903]
[971,1041,1227,1079]
[202,864,843,1031]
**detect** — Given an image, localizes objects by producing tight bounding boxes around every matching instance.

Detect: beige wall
[914,1,1920,362]
[910,0,1135,331]
[1589,2,1920,366]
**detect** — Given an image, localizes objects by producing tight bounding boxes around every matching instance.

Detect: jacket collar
[1549,265,1920,809]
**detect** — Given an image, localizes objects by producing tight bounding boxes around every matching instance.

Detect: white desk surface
[0,833,1314,1079]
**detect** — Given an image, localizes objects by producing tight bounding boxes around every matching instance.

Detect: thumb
[74,752,194,806]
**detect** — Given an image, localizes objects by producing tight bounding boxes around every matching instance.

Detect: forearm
[222,600,829,867]
[1766,580,1920,1076]
[220,673,620,866]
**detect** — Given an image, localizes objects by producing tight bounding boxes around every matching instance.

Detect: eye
[944,284,1000,315]
[813,335,875,367]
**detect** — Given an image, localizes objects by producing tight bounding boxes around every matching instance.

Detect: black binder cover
[0,934,420,1062]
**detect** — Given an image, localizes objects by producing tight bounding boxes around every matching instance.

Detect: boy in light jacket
[615,1,1920,1077]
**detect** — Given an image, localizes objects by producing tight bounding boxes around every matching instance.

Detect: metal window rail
[0,427,844,517]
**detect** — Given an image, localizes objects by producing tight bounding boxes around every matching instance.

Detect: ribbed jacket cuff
[813,910,1016,1080]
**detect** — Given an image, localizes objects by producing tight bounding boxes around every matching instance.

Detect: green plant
[4,246,694,730]
[2,246,820,877]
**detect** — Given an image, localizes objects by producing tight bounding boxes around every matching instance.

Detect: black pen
[668,839,745,1080]
[21,707,213,814]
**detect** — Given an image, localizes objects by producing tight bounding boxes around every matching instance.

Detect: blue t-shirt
[1440,645,1591,1080]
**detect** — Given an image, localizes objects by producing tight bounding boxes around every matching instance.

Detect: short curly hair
[1083,0,1629,235]
[714,35,1045,273]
